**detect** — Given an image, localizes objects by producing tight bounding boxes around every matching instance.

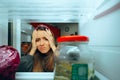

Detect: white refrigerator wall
[0,20,8,46]
[0,8,8,46]
[79,1,120,80]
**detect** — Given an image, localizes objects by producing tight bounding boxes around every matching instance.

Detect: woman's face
[36,30,51,54]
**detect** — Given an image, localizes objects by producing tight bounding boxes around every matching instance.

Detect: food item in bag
[0,45,20,80]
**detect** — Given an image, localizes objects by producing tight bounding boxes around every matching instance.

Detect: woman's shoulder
[21,54,34,61]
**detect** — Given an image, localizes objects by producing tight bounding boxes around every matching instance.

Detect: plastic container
[54,35,94,80]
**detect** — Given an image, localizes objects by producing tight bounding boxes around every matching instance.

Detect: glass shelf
[16,70,109,80]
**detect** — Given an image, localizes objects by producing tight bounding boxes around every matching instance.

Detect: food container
[54,35,94,80]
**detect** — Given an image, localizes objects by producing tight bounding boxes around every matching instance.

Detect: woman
[17,24,57,72]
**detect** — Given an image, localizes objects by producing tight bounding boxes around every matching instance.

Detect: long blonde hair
[32,49,54,72]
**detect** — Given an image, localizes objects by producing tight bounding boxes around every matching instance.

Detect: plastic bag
[0,45,20,80]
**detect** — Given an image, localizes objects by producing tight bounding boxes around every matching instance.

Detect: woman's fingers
[44,29,56,52]
[46,29,52,36]
[32,30,37,38]
[32,30,37,49]
[44,30,53,41]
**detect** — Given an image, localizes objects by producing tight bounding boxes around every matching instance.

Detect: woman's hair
[28,24,55,72]
[33,49,54,72]
[35,24,49,31]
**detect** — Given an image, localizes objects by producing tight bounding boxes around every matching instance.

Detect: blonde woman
[17,24,57,72]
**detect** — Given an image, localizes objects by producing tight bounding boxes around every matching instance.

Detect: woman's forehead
[36,30,46,37]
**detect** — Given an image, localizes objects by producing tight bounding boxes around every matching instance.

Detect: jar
[54,35,94,80]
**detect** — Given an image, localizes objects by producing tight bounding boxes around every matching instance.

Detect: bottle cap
[57,35,89,42]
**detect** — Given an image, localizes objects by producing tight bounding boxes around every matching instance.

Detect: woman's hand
[29,30,37,56]
[44,29,56,52]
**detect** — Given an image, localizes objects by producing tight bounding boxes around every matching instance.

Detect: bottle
[54,35,94,80]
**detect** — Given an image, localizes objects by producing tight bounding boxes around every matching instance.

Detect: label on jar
[54,61,94,80]
[72,64,88,80]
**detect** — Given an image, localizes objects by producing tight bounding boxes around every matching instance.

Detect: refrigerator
[0,0,120,80]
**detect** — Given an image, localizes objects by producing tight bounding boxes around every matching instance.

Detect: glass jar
[54,35,94,80]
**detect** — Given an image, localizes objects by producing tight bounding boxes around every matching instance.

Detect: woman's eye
[36,38,40,42]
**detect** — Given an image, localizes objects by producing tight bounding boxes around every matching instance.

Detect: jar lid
[57,35,89,42]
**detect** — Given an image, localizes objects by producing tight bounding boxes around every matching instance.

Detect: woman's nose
[39,40,44,46]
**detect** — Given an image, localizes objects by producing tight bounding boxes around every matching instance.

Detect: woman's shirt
[17,55,34,72]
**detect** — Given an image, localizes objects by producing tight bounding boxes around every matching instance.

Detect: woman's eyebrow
[36,38,41,42]
[43,37,48,40]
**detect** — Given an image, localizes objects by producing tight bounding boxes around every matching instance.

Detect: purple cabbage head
[0,45,20,80]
